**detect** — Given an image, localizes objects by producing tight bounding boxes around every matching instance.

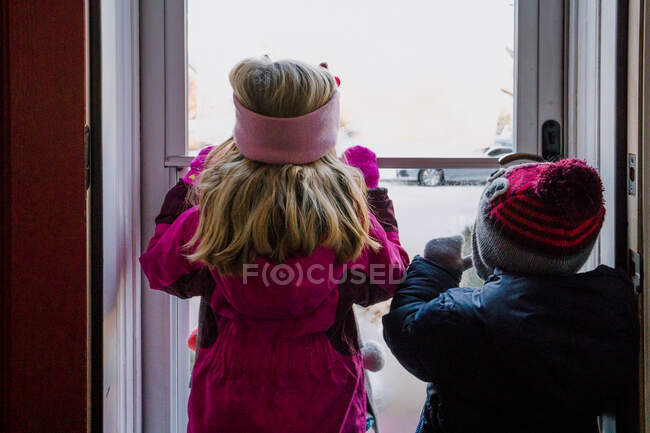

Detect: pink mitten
[182,145,215,185]
[342,145,379,189]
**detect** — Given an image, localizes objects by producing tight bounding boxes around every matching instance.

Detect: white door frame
[134,1,585,432]
[101,0,143,432]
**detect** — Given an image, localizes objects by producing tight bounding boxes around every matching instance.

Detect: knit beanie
[472,158,605,279]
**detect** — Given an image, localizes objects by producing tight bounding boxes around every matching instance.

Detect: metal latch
[628,153,637,195]
[630,250,642,294]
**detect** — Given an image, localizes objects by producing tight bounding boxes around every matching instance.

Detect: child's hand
[424,235,473,274]
[342,146,379,189]
[183,145,215,185]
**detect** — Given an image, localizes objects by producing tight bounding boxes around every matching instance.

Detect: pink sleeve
[346,213,410,306]
[140,206,209,298]
[366,211,409,273]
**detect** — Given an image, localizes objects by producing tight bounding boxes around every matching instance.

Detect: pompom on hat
[472,158,606,279]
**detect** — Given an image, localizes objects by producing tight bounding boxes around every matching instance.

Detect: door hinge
[630,250,642,294]
[85,124,91,190]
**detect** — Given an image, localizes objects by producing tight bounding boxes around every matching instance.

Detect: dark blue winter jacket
[383,256,639,433]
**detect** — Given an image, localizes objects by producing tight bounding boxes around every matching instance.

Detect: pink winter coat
[140,177,408,433]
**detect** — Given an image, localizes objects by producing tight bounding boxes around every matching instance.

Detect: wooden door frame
[0,1,90,432]
[631,0,650,430]
[641,0,650,428]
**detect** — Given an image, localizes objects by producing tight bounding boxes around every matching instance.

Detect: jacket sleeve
[382,255,482,382]
[144,180,193,253]
[140,206,211,299]
[142,147,218,299]
[148,144,215,248]
[347,212,410,307]
[367,187,400,244]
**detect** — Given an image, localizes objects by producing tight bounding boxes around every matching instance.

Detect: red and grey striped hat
[472,158,605,278]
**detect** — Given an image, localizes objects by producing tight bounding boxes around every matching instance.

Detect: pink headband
[232,90,340,164]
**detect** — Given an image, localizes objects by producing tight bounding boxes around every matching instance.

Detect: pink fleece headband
[232,90,340,164]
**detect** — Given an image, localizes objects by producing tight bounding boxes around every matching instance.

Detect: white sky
[188,0,514,157]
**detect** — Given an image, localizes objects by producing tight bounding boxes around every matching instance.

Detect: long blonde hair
[188,57,379,275]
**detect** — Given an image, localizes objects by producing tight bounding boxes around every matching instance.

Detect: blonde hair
[188,57,379,275]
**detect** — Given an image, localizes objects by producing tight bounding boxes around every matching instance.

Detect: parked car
[395,146,513,186]
[485,146,513,157]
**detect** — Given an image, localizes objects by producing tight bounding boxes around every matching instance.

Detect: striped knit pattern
[485,164,605,257]
[485,162,605,257]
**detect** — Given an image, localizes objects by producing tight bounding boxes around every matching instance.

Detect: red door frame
[1,1,89,431]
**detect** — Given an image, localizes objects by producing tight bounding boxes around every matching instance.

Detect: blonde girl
[141,57,408,433]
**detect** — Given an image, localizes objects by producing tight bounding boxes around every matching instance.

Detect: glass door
[139,1,565,432]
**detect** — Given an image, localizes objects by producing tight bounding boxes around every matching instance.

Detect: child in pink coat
[140,57,408,433]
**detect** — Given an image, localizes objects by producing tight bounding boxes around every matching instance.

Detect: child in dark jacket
[383,158,639,433]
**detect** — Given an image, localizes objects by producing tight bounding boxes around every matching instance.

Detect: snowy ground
[380,181,483,259]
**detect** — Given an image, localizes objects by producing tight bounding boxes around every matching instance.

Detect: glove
[182,145,215,185]
[342,145,380,189]
[424,235,473,274]
[155,146,216,225]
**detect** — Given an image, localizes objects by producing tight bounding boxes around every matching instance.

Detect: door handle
[541,120,563,161]
[498,153,544,166]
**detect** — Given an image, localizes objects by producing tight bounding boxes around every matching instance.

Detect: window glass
[357,177,483,431]
[187,0,514,157]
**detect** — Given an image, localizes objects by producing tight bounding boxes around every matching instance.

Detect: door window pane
[184,1,510,431]
[187,0,515,157]
[357,176,483,431]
